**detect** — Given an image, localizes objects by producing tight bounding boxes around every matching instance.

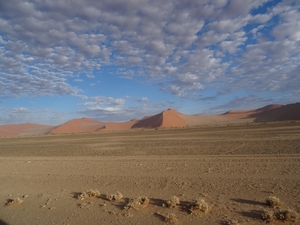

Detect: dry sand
[1,121,300,225]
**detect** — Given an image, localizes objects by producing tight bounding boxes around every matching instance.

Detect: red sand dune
[0,103,299,137]
[252,103,300,122]
[132,108,186,129]
[98,121,136,131]
[50,117,105,134]
[254,104,283,113]
[223,104,283,116]
[0,123,54,137]
[178,103,300,126]
[222,103,299,122]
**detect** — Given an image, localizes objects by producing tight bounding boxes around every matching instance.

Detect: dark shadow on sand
[231,198,266,206]
[0,219,9,225]
[112,197,130,210]
[238,210,264,220]
[150,198,165,207]
[153,212,165,222]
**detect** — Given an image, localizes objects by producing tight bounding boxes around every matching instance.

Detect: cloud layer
[0,0,299,123]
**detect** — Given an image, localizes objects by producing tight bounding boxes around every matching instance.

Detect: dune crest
[223,104,283,115]
[1,102,299,137]
[97,121,136,131]
[160,109,186,127]
[132,108,185,129]
[253,103,300,122]
[50,117,105,134]
[254,104,283,113]
[0,123,54,137]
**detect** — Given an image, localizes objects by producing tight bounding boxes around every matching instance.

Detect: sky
[0,0,299,125]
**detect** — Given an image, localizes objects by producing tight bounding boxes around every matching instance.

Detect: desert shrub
[124,196,149,210]
[78,201,93,209]
[262,209,299,223]
[262,210,275,223]
[166,196,180,208]
[106,191,123,201]
[190,199,211,214]
[164,213,178,223]
[266,196,282,207]
[275,209,299,222]
[76,189,100,200]
[5,198,24,206]
[224,220,240,225]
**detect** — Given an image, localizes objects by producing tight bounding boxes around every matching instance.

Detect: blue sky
[0,0,299,125]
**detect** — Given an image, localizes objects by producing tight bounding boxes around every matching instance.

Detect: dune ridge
[132,108,186,129]
[97,121,137,131]
[50,117,105,134]
[0,123,54,137]
[0,103,299,137]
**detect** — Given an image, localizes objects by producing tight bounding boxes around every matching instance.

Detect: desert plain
[0,120,300,225]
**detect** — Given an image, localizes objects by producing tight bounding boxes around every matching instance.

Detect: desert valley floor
[0,122,300,225]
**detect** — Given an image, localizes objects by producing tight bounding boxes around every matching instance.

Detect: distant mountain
[0,102,299,137]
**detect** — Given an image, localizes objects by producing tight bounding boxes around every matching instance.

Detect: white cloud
[0,0,299,106]
[12,107,30,113]
[78,94,170,122]
[80,96,125,107]
[212,0,228,8]
[205,95,275,114]
[0,106,68,125]
[78,102,169,122]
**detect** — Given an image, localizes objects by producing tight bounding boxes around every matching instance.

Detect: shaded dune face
[97,121,136,131]
[131,113,163,129]
[132,109,186,129]
[253,103,300,122]
[223,104,283,115]
[224,103,300,122]
[1,103,300,137]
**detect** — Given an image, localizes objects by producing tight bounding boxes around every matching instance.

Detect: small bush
[164,213,178,223]
[190,199,211,214]
[76,189,100,200]
[124,196,149,210]
[224,220,240,225]
[275,209,299,222]
[106,191,123,201]
[5,198,24,206]
[266,196,282,207]
[262,210,275,223]
[262,209,299,223]
[166,196,180,208]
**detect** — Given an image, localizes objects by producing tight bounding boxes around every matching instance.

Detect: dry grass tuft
[166,196,180,208]
[124,196,149,210]
[275,209,299,222]
[224,220,240,225]
[190,199,211,214]
[164,213,178,223]
[106,191,123,201]
[262,210,275,223]
[262,209,299,223]
[5,198,24,206]
[266,196,282,207]
[76,189,100,200]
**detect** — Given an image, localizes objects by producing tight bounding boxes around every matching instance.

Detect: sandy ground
[0,122,300,225]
